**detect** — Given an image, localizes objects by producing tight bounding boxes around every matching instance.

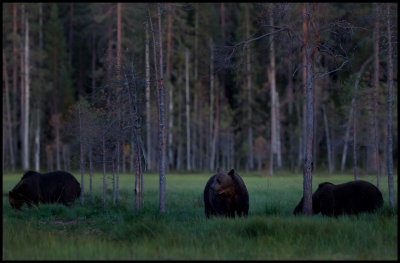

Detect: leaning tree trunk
[385,3,394,209]
[340,56,373,173]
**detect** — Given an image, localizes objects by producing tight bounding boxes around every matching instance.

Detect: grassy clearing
[2,171,398,260]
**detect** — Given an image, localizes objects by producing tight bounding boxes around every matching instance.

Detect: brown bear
[293,180,383,216]
[9,170,81,209]
[203,168,249,218]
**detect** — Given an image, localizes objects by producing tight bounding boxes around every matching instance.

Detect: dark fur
[204,168,249,218]
[9,170,81,209]
[293,180,383,216]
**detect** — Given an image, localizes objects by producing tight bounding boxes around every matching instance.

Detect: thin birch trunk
[166,4,174,169]
[209,38,215,171]
[185,48,191,171]
[276,92,282,168]
[322,104,333,173]
[68,3,74,67]
[89,146,93,202]
[372,3,380,188]
[12,4,18,164]
[149,4,167,214]
[102,135,107,210]
[91,33,96,100]
[116,141,120,205]
[157,4,167,214]
[35,3,43,172]
[112,159,116,206]
[177,76,183,170]
[386,3,394,209]
[20,5,25,170]
[78,104,84,206]
[245,4,254,171]
[117,3,121,73]
[56,119,61,170]
[353,100,358,180]
[145,22,151,171]
[23,9,30,170]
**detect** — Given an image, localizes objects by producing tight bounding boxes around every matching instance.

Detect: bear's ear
[228,169,235,176]
[217,168,223,174]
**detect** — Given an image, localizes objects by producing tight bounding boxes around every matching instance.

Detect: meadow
[2,171,398,260]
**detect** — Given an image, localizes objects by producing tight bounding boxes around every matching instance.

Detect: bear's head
[293,182,335,215]
[210,168,236,196]
[8,179,27,209]
[9,190,25,209]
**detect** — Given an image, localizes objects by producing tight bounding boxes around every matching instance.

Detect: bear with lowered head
[204,168,249,218]
[293,180,383,216]
[9,170,81,209]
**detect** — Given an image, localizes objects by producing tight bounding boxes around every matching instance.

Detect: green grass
[2,171,398,260]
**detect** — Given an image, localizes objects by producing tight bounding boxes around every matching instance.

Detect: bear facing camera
[203,168,249,218]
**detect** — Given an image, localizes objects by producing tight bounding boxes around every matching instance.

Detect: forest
[2,3,398,205]
[2,3,398,260]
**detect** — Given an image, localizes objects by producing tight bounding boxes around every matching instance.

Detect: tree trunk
[301,4,307,175]
[22,9,30,170]
[116,141,120,205]
[91,32,96,100]
[117,3,121,73]
[102,135,107,210]
[149,5,167,214]
[322,104,333,173]
[56,117,61,170]
[302,4,315,216]
[177,75,183,170]
[340,56,373,172]
[209,38,216,171]
[34,3,43,172]
[372,3,380,188]
[276,92,282,168]
[166,4,174,169]
[78,104,85,206]
[145,22,151,171]
[12,4,18,165]
[185,48,191,171]
[245,4,254,171]
[68,3,74,67]
[386,3,394,209]
[268,6,281,174]
[3,51,15,170]
[112,159,116,205]
[89,146,93,202]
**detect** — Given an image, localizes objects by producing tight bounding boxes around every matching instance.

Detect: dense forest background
[2,3,398,177]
